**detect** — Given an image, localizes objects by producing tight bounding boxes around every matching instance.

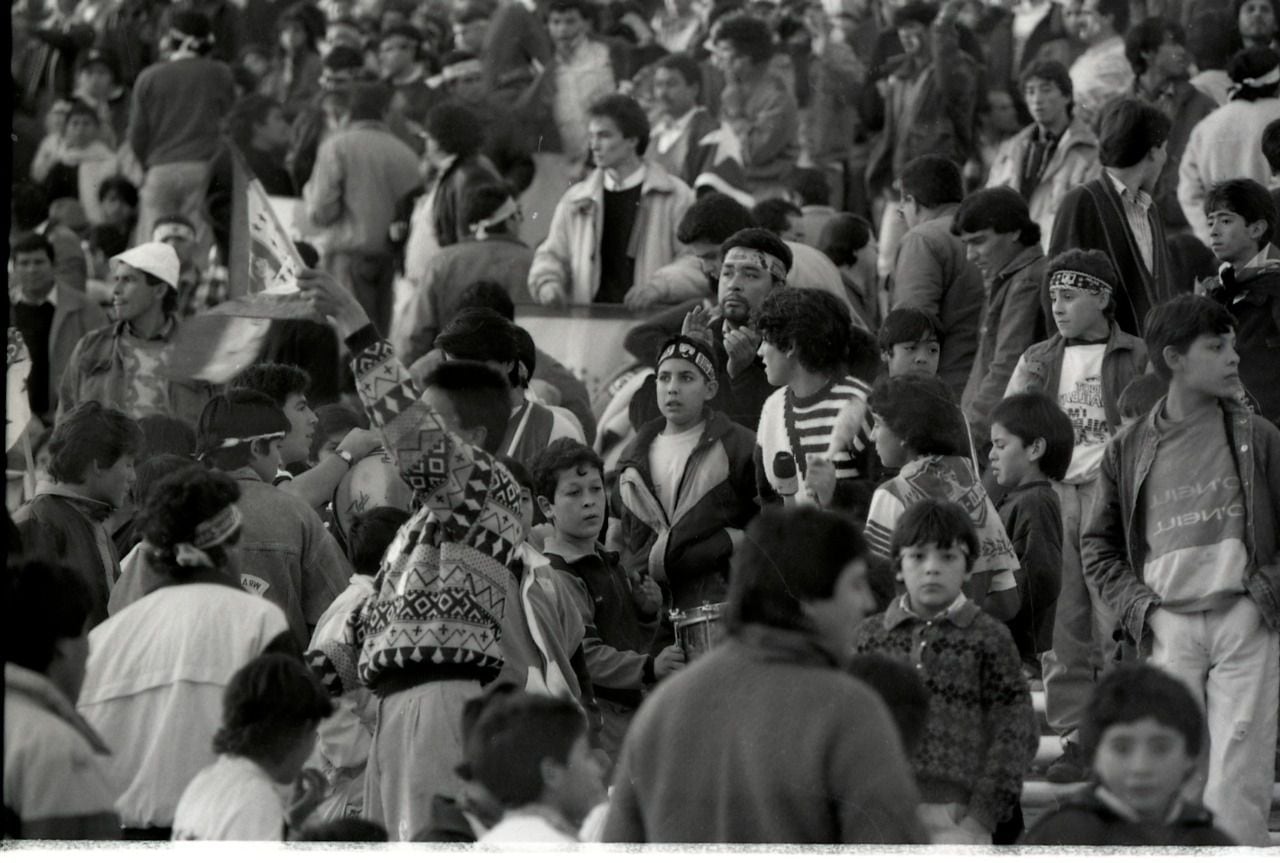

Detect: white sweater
[1178,97,1280,245]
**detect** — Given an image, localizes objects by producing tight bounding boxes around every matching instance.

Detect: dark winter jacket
[614,409,758,612]
[1022,785,1235,846]
[1201,250,1280,427]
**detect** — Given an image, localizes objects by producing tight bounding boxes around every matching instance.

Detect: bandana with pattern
[723,246,787,283]
[657,335,716,383]
[1048,269,1113,297]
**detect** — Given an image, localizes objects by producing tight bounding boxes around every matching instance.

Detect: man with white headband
[127,10,234,245]
[394,182,535,365]
[56,240,215,427]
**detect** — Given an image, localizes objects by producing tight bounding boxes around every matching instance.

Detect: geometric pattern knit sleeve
[345,333,525,686]
[864,486,905,561]
[966,617,1037,831]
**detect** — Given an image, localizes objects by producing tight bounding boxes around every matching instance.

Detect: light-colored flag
[161,146,318,384]
[6,328,33,453]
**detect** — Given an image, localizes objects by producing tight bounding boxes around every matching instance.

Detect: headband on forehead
[442,58,483,82]
[657,336,716,383]
[153,222,196,243]
[196,430,287,460]
[1048,269,1113,296]
[172,504,243,569]
[724,247,787,283]
[470,197,519,239]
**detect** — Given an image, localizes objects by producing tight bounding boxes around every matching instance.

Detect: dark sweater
[596,184,643,304]
[128,56,235,167]
[853,596,1038,831]
[13,491,118,626]
[1022,786,1235,846]
[11,301,55,418]
[997,480,1063,660]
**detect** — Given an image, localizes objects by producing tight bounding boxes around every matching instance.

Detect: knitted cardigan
[307,328,524,695]
[853,596,1038,831]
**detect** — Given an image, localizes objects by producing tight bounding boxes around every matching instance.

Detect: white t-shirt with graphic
[1058,345,1110,485]
[648,422,704,519]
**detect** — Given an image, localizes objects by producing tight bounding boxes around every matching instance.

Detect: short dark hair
[676,192,756,245]
[868,373,962,457]
[346,81,396,120]
[137,415,197,460]
[64,98,99,127]
[1230,46,1280,100]
[713,14,773,64]
[586,93,650,156]
[787,168,831,207]
[420,361,512,453]
[890,498,978,570]
[436,307,520,386]
[129,453,197,514]
[755,287,854,375]
[461,183,516,234]
[654,52,702,89]
[1116,371,1167,420]
[510,325,537,387]
[311,403,365,462]
[892,0,938,28]
[296,818,389,842]
[1098,98,1171,168]
[139,465,243,577]
[468,693,587,807]
[213,653,334,762]
[10,231,55,263]
[379,21,423,44]
[750,198,802,234]
[1018,59,1073,102]
[98,175,139,208]
[1263,118,1280,175]
[1080,663,1204,762]
[817,213,873,268]
[1144,295,1237,381]
[727,506,869,632]
[227,93,282,151]
[230,362,311,406]
[455,280,516,320]
[1125,17,1185,76]
[719,227,793,275]
[4,559,94,674]
[531,438,604,502]
[1187,11,1236,73]
[47,401,144,484]
[878,307,942,353]
[546,0,594,18]
[951,186,1041,247]
[899,155,964,208]
[1204,178,1278,246]
[1092,0,1129,33]
[87,223,130,259]
[348,506,410,573]
[990,392,1075,482]
[425,102,486,158]
[1047,248,1118,317]
[196,389,290,470]
[846,654,930,756]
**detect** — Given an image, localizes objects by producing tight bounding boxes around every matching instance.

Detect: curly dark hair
[754,287,854,375]
[139,465,242,577]
[425,101,487,158]
[868,373,963,457]
[889,498,979,569]
[47,401,144,485]
[230,362,311,407]
[213,653,333,761]
[675,192,756,245]
[713,14,773,65]
[530,438,603,502]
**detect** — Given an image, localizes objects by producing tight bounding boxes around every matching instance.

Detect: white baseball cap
[111,241,180,290]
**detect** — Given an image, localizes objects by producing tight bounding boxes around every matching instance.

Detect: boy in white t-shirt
[173,654,334,841]
[613,334,758,616]
[1003,250,1148,783]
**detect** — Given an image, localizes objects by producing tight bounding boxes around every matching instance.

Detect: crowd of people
[7,0,1280,847]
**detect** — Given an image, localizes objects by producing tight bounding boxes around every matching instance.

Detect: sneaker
[1045,740,1088,784]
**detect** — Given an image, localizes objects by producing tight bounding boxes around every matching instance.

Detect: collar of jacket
[225,466,266,484]
[112,314,177,341]
[541,537,615,565]
[1083,783,1215,828]
[615,407,728,476]
[40,483,115,520]
[732,622,843,668]
[568,161,681,209]
[5,665,112,755]
[1139,394,1249,440]
[992,244,1045,283]
[883,592,979,630]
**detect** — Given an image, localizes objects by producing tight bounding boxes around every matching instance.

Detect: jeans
[1042,478,1116,742]
[1150,596,1279,846]
[137,160,210,251]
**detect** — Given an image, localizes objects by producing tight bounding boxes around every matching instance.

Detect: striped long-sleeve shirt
[754,374,875,516]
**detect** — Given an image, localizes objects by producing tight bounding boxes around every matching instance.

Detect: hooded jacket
[1200,247,1280,427]
[614,408,758,611]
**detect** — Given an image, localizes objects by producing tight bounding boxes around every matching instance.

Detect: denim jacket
[1081,396,1280,652]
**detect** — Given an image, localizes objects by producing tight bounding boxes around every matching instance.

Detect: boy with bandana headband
[1004,249,1148,784]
